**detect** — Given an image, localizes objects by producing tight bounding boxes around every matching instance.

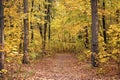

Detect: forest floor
[21,53,120,80]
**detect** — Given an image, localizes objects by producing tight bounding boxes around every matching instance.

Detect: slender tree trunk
[42,0,48,54]
[18,1,23,53]
[47,0,52,54]
[39,23,43,38]
[102,0,107,44]
[43,22,47,54]
[30,0,34,43]
[116,9,120,74]
[116,9,119,23]
[48,0,51,41]
[31,25,34,43]
[84,0,89,49]
[38,23,44,54]
[37,5,43,38]
[22,0,29,64]
[37,4,45,55]
[19,32,23,53]
[91,0,99,67]
[0,0,4,78]
[84,26,89,49]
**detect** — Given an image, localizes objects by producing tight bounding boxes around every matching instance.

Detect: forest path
[25,53,116,80]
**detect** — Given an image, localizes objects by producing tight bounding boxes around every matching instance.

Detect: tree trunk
[30,0,34,43]
[37,4,46,55]
[102,0,107,44]
[91,0,99,67]
[43,22,47,54]
[38,23,43,38]
[31,25,34,43]
[22,0,29,64]
[48,0,51,41]
[42,0,48,55]
[116,9,120,23]
[116,9,120,74]
[38,4,43,39]
[19,32,23,53]
[84,26,89,49]
[0,0,4,78]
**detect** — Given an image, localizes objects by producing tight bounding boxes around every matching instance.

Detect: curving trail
[24,53,119,80]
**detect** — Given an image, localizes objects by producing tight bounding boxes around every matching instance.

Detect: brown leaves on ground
[21,53,120,80]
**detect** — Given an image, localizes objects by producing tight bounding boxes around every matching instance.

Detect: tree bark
[116,9,120,74]
[84,26,89,49]
[102,0,107,44]
[91,0,99,67]
[22,0,29,64]
[42,0,48,54]
[48,0,51,41]
[0,0,4,78]
[39,23,43,38]
[37,4,43,39]
[116,9,120,23]
[30,0,34,43]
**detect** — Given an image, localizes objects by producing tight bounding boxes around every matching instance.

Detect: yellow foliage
[0,69,8,74]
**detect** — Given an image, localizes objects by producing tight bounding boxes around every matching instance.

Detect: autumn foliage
[0,0,120,79]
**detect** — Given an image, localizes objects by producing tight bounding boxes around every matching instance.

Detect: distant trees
[41,0,52,54]
[0,0,4,78]
[90,0,98,67]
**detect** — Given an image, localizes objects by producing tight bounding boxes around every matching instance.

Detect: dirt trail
[25,53,119,80]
